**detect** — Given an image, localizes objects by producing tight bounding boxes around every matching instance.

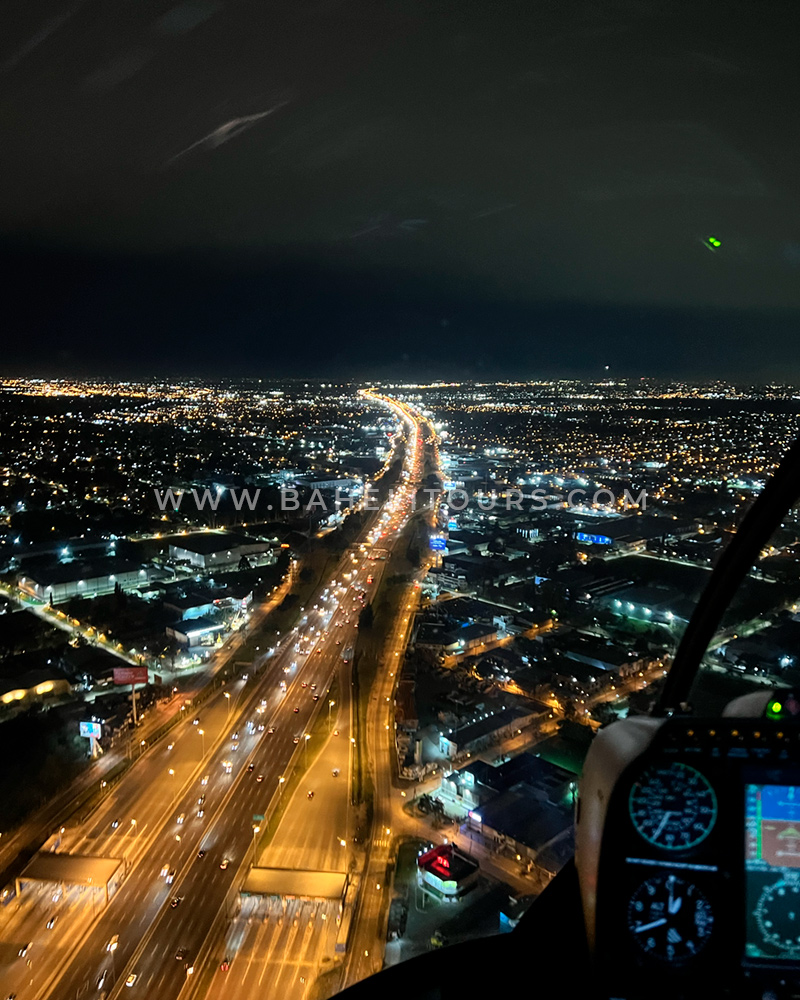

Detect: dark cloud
[0,0,798,376]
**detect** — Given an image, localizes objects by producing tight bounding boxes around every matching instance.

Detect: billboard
[576,532,612,547]
[113,666,149,686]
[429,536,447,551]
[79,721,102,739]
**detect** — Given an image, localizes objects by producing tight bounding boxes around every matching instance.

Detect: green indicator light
[768,700,783,717]
[708,237,721,247]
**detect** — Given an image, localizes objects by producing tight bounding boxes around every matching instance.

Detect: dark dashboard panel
[595,718,800,1000]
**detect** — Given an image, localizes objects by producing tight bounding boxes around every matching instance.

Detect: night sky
[2,0,799,381]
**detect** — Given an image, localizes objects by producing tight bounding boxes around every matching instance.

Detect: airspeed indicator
[629,762,717,851]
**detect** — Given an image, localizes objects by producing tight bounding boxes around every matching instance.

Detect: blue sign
[447,520,458,531]
[429,537,447,551]
[80,721,102,739]
[576,532,612,546]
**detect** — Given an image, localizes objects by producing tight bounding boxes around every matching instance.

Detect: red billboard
[113,666,149,686]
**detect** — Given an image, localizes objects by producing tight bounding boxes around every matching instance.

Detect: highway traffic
[0,394,434,1000]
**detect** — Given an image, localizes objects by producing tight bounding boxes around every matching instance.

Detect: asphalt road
[0,546,356,1000]
[201,655,356,1000]
[0,394,428,1000]
[196,395,431,1000]
[0,568,294,881]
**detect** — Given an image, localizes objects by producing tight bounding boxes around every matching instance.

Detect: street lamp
[252,824,260,865]
[130,819,138,838]
[224,691,231,717]
[198,728,205,759]
[304,733,310,766]
[278,776,285,798]
[328,699,335,730]
[168,768,175,806]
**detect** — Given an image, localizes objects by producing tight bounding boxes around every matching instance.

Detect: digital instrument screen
[745,783,800,963]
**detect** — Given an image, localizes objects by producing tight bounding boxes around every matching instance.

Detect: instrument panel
[593,717,800,999]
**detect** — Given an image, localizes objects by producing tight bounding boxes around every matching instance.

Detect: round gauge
[629,762,717,850]
[755,880,800,954]
[628,874,713,961]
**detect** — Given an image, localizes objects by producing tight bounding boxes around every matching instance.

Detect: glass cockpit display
[745,783,800,962]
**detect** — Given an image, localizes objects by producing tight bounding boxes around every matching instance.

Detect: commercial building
[466,787,573,874]
[417,843,479,898]
[162,592,217,621]
[414,623,461,655]
[17,558,154,605]
[600,584,694,626]
[0,667,72,708]
[166,616,226,646]
[456,621,499,652]
[168,532,274,570]
[720,619,800,674]
[441,752,573,818]
[561,635,648,677]
[294,476,362,494]
[439,705,540,759]
[571,515,697,553]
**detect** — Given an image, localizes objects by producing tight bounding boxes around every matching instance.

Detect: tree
[563,698,579,721]
[593,703,618,727]
[406,543,421,568]
[166,638,179,669]
[238,555,252,572]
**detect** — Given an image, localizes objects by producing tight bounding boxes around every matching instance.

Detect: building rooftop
[20,557,143,586]
[20,852,123,889]
[459,622,497,642]
[416,623,458,646]
[169,532,257,555]
[471,787,572,853]
[444,596,513,622]
[167,616,224,635]
[418,843,478,883]
[563,636,641,669]
[445,705,533,747]
[455,752,572,801]
[241,867,347,900]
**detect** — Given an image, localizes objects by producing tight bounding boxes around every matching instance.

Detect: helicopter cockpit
[338,440,800,999]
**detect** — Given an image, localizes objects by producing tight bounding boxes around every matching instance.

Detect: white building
[18,559,153,605]
[168,532,274,570]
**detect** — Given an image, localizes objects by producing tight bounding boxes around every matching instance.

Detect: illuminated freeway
[197,393,434,1000]
[0,563,294,883]
[0,394,431,1000]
